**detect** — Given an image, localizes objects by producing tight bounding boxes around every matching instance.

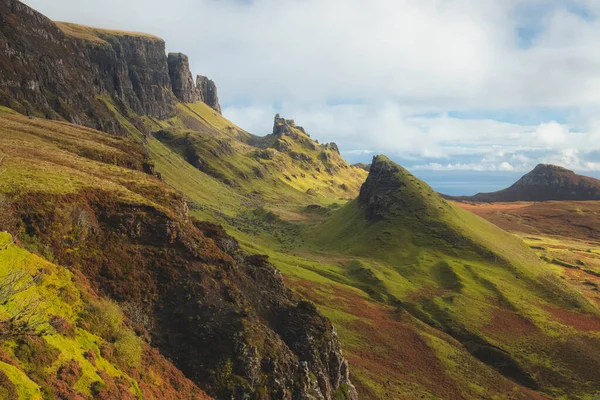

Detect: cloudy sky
[22,0,600,193]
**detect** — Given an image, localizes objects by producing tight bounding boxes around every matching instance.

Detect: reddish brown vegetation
[453,200,600,241]
[482,308,540,338]
[542,304,600,332]
[289,278,543,400]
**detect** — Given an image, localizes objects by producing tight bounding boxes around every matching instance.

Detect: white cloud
[20,0,600,172]
[535,121,568,145]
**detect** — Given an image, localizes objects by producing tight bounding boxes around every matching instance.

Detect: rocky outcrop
[5,189,357,400]
[358,155,409,221]
[0,0,98,125]
[0,0,178,127]
[85,29,176,119]
[449,164,600,202]
[0,0,228,130]
[196,75,221,114]
[323,142,340,155]
[168,52,200,103]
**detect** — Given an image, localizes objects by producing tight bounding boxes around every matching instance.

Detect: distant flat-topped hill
[448,164,600,202]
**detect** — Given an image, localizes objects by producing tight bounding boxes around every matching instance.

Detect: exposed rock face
[0,0,214,129]
[0,0,97,124]
[196,75,221,113]
[323,142,340,155]
[359,156,408,221]
[168,52,200,103]
[449,164,600,202]
[86,30,176,119]
[6,190,357,400]
[273,113,300,136]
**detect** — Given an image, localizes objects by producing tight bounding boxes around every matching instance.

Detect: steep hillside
[3,0,600,399]
[0,108,356,399]
[0,232,210,399]
[450,164,600,202]
[0,0,367,214]
[302,156,600,399]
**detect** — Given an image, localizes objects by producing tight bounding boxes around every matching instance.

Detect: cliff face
[0,0,97,123]
[196,75,222,113]
[0,0,222,130]
[168,52,200,103]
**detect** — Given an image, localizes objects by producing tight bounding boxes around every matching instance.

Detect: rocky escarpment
[449,164,600,202]
[168,52,200,103]
[0,0,98,124]
[196,75,222,113]
[0,0,223,131]
[67,23,177,119]
[167,54,222,112]
[3,189,356,400]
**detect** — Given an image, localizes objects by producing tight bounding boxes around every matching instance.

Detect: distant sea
[408,171,524,196]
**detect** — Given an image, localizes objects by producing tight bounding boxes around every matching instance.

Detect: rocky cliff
[449,164,600,202]
[196,75,222,113]
[168,52,200,103]
[0,0,98,124]
[0,0,222,131]
[67,23,177,119]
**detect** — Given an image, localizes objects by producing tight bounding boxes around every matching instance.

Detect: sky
[21,0,600,194]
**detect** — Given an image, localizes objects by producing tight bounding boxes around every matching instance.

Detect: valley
[1,0,600,399]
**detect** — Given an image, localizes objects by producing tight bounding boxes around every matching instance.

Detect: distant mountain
[352,162,371,171]
[448,164,600,202]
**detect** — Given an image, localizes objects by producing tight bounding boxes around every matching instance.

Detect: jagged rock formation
[67,22,177,119]
[196,75,221,113]
[358,155,448,222]
[0,0,98,124]
[449,164,600,202]
[168,52,200,103]
[0,0,225,131]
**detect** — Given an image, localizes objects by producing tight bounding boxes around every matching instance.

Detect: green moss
[0,361,42,400]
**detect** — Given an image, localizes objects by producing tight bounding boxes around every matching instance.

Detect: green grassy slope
[67,88,600,398]
[302,155,600,399]
[146,104,367,205]
[0,107,358,400]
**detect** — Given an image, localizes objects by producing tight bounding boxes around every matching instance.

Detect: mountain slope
[305,156,600,398]
[3,0,600,399]
[0,108,356,399]
[450,164,600,202]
